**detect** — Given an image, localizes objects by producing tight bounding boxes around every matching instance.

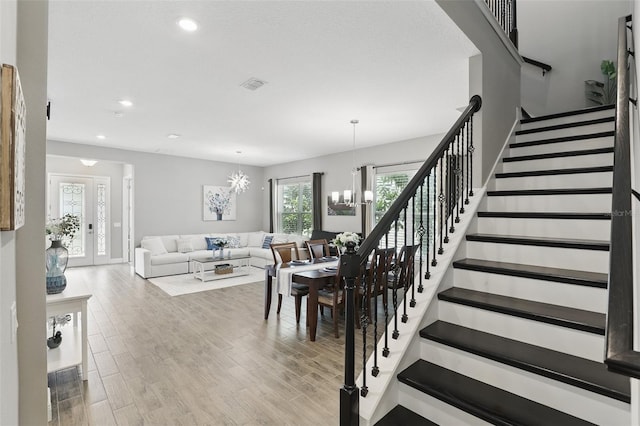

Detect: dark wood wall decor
[0,64,27,231]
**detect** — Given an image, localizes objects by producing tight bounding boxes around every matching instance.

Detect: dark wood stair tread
[510,131,614,149]
[515,116,614,136]
[421,321,630,403]
[375,405,438,426]
[438,287,605,334]
[477,211,611,220]
[520,104,614,125]
[487,187,612,196]
[466,233,609,251]
[398,360,596,426]
[503,147,613,163]
[453,258,607,288]
[495,165,613,178]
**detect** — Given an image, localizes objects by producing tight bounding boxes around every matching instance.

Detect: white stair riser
[453,269,607,313]
[465,240,609,273]
[509,136,613,157]
[399,382,492,426]
[476,216,611,241]
[420,341,630,425]
[515,122,614,143]
[492,172,612,191]
[520,110,614,131]
[438,301,604,361]
[500,153,613,173]
[484,194,611,213]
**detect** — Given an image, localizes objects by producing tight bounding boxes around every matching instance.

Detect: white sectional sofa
[134,231,309,278]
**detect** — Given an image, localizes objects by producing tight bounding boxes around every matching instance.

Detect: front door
[48,174,110,267]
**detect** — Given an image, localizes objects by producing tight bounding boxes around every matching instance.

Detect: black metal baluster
[392,219,399,339]
[469,115,475,197]
[420,180,429,283]
[410,193,417,305]
[401,204,409,323]
[372,245,380,376]
[437,155,444,255]
[445,145,452,241]
[455,131,461,224]
[460,123,466,214]
[382,233,390,357]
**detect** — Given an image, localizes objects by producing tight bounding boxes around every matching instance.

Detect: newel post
[340,241,359,425]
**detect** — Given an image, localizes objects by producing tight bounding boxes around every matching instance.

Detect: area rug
[147,267,264,296]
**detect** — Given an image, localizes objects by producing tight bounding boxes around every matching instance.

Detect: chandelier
[331,120,373,206]
[228,151,250,194]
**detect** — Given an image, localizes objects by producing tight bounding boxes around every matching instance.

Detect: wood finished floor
[48,264,392,425]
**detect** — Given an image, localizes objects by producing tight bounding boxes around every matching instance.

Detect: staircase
[376,104,631,425]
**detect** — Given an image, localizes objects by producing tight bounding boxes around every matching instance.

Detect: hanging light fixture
[331,120,373,206]
[228,151,250,194]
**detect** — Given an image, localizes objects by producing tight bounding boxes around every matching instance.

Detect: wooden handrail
[604,14,638,378]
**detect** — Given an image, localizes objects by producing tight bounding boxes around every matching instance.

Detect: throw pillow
[261,235,274,249]
[272,233,289,244]
[141,237,168,256]
[177,238,194,253]
[247,231,265,247]
[226,235,241,248]
[205,237,220,250]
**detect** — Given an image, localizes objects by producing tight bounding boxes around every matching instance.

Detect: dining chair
[317,261,347,338]
[360,247,396,316]
[270,242,309,324]
[388,244,420,292]
[305,239,330,260]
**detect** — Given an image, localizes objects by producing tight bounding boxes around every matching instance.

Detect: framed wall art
[203,185,237,221]
[0,64,26,231]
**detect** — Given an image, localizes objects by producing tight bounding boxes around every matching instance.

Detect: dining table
[264,257,340,341]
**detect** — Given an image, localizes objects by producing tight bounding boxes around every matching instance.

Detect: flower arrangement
[212,238,228,248]
[206,189,232,215]
[332,232,361,251]
[46,214,80,245]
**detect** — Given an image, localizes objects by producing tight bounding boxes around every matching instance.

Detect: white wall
[0,0,19,424]
[47,141,265,246]
[263,133,445,234]
[519,0,632,115]
[46,155,126,259]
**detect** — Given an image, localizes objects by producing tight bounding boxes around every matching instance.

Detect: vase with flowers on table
[332,232,362,255]
[45,214,80,295]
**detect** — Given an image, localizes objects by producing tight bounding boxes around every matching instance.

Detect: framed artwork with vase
[203,185,237,221]
[0,63,26,231]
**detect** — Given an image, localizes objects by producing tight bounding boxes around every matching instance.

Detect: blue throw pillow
[261,235,273,249]
[205,237,219,250]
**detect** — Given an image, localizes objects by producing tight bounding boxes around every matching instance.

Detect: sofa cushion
[272,233,289,244]
[180,234,209,251]
[261,235,274,249]
[237,232,250,247]
[141,237,168,256]
[247,231,265,247]
[150,252,189,265]
[205,237,221,250]
[177,238,194,253]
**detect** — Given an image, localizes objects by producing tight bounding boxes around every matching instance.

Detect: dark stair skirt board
[375,405,438,426]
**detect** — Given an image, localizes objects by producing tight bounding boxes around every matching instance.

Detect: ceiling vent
[240,78,267,91]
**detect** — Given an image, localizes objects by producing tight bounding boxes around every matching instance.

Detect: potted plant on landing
[47,314,71,349]
[45,214,80,294]
[585,60,617,105]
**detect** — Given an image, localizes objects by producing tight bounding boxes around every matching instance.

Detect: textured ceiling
[47,1,478,166]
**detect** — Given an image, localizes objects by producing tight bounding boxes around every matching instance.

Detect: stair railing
[604,15,640,378]
[484,0,518,47]
[340,95,482,425]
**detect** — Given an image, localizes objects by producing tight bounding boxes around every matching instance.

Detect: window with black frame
[276,176,312,237]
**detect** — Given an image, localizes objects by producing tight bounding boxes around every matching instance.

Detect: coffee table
[191,254,251,282]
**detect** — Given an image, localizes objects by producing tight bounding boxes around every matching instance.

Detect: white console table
[46,283,92,380]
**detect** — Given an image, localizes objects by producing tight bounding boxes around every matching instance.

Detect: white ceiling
[47,1,479,167]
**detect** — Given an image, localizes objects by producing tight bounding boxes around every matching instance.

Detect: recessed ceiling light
[96,134,106,140]
[118,99,133,107]
[178,18,198,32]
[167,134,180,139]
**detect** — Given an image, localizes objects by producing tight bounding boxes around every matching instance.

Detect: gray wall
[263,133,445,234]
[47,155,125,259]
[519,0,632,116]
[47,141,265,246]
[437,0,521,183]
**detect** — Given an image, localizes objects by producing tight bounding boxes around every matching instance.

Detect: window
[373,165,438,255]
[277,177,312,237]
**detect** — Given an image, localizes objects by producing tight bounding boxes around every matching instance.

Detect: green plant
[585,60,617,105]
[46,214,80,245]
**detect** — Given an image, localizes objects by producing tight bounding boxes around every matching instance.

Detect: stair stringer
[356,187,485,426]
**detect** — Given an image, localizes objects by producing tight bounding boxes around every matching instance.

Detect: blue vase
[46,240,68,294]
